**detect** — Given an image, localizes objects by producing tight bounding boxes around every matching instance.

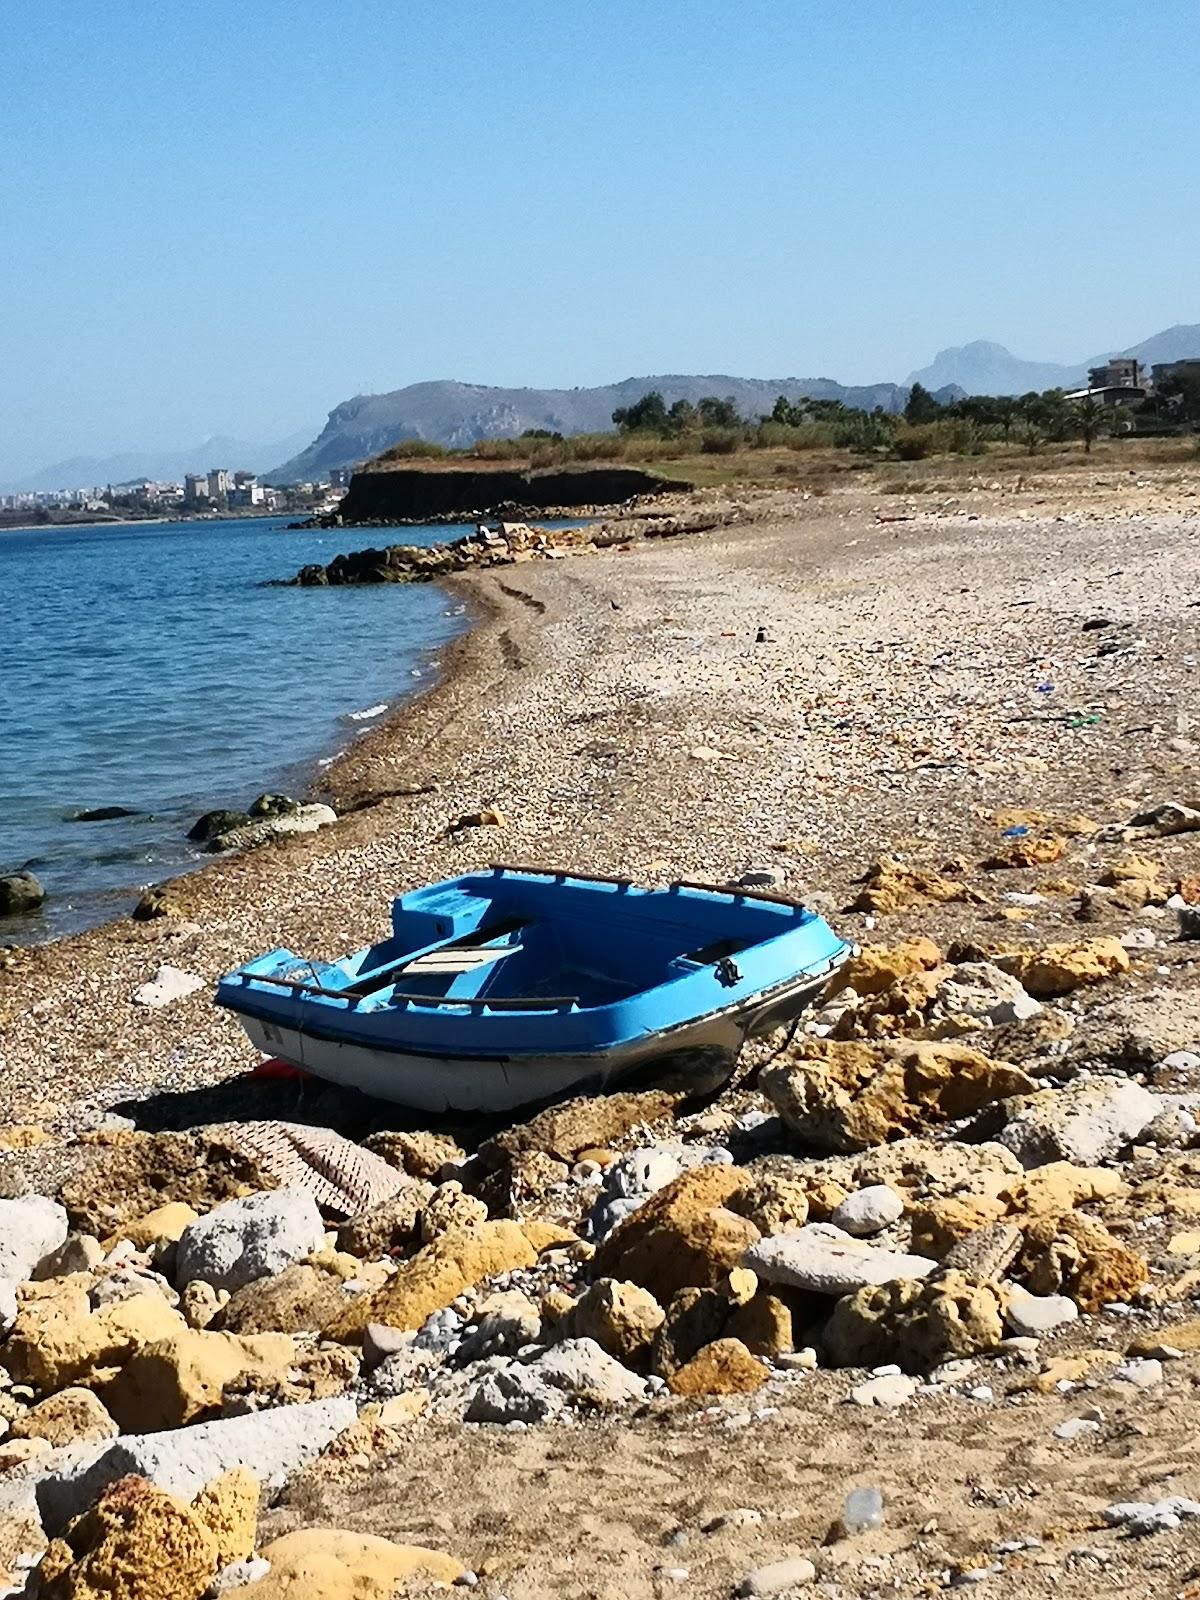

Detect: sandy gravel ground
[3,472,1196,1128]
[2,464,1200,1596]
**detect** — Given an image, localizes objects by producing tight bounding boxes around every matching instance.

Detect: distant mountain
[908,323,1200,397]
[907,341,1084,397]
[5,429,315,495]
[1117,323,1200,367]
[266,375,924,482]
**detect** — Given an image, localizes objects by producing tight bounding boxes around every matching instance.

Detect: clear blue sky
[2,1,1197,478]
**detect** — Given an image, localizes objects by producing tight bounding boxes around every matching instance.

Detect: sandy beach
[4,468,1197,1128]
[3,463,1200,1597]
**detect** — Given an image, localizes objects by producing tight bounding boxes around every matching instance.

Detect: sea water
[0,514,479,943]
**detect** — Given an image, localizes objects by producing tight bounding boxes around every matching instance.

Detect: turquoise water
[0,515,472,943]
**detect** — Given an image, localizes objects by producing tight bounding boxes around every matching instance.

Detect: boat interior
[278,872,784,1013]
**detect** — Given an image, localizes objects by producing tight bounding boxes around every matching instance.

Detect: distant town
[0,467,352,527]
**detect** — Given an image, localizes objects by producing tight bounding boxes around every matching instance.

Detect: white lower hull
[237,1011,745,1114]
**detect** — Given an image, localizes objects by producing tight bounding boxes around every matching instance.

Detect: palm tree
[1072,395,1110,454]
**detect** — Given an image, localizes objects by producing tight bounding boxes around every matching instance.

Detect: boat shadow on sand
[107,1040,742,1147]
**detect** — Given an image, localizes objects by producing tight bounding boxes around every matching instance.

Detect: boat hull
[233,971,828,1114]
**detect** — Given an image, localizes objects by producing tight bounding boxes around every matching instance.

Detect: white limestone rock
[831,1185,904,1237]
[132,965,205,1008]
[995,1078,1159,1168]
[35,1396,357,1533]
[465,1365,561,1425]
[934,962,1042,1027]
[737,1557,817,1595]
[174,1187,323,1293]
[1004,1284,1078,1338]
[534,1338,647,1406]
[849,1373,916,1408]
[0,1194,69,1283]
[743,1224,937,1296]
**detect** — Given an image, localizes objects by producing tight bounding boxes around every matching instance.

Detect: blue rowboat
[215,866,850,1114]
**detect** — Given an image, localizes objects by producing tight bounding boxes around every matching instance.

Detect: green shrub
[467,437,527,460]
[379,437,451,461]
[564,433,627,461]
[700,427,743,454]
[892,426,934,460]
[755,420,836,450]
[833,415,894,451]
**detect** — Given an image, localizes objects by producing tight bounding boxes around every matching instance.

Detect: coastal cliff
[332,464,689,524]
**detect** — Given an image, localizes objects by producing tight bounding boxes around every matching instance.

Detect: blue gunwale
[215,866,850,1060]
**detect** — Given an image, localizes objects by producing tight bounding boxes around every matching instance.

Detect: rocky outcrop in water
[0,870,45,915]
[291,509,744,587]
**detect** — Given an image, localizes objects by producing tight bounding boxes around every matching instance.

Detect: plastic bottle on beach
[841,1485,885,1535]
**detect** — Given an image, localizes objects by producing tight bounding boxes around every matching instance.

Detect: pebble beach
[2,461,1200,1597]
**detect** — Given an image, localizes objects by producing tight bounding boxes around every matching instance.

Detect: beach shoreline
[3,467,1199,1132]
[4,467,1200,1596]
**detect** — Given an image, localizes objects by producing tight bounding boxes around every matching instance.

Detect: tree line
[611,374,1200,458]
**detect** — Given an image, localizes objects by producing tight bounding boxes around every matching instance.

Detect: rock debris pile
[291,505,756,587]
[1,797,1199,1592]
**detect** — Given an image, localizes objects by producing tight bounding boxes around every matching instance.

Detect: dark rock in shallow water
[248,793,302,820]
[72,806,140,822]
[132,886,182,922]
[0,871,45,915]
[187,809,252,844]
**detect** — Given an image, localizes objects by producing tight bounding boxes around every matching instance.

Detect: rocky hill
[908,322,1200,397]
[265,374,920,483]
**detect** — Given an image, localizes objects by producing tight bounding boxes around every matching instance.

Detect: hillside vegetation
[359,383,1200,490]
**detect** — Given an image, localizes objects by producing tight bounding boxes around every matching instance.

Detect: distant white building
[227,477,265,507]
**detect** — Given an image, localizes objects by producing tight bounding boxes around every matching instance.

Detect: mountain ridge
[265,373,919,483]
[13,323,1200,493]
[907,323,1200,397]
[3,429,315,496]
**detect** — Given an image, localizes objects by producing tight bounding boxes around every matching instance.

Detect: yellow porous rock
[1018,1213,1147,1312]
[8,1388,117,1447]
[1017,1349,1117,1394]
[225,1528,463,1597]
[909,1194,1008,1259]
[102,1330,296,1432]
[0,1124,51,1151]
[1128,1319,1200,1355]
[997,938,1130,999]
[981,835,1065,870]
[593,1166,759,1302]
[521,1220,582,1252]
[838,937,943,998]
[108,1202,200,1252]
[998,1162,1127,1216]
[825,1270,1007,1372]
[572,1278,665,1363]
[2,1294,186,1394]
[34,1475,219,1600]
[191,1468,259,1566]
[760,1039,1036,1154]
[992,808,1097,837]
[801,1178,851,1221]
[724,1292,793,1358]
[667,1337,769,1396]
[326,1220,537,1341]
[727,1173,810,1235]
[851,856,986,915]
[832,968,947,1041]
